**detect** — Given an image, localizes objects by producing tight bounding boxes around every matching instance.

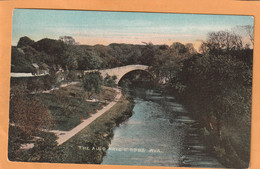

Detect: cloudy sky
[12,9,254,49]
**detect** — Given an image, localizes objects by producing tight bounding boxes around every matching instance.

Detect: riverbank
[163,86,250,168]
[185,105,249,168]
[201,115,251,168]
[58,94,134,163]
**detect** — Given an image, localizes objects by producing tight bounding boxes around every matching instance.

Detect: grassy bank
[203,114,251,168]
[59,94,134,163]
[9,86,134,163]
[33,84,116,131]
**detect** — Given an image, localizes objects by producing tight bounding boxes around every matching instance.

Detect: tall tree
[200,31,243,55]
[82,72,103,99]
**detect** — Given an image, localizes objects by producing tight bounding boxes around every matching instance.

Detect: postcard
[1,1,260,169]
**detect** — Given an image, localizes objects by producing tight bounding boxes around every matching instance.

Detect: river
[102,88,224,167]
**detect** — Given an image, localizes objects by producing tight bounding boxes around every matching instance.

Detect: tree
[66,70,79,82]
[32,38,68,69]
[243,25,254,46]
[170,42,188,54]
[199,41,210,55]
[82,72,103,99]
[200,31,243,55]
[140,42,158,66]
[65,55,78,70]
[54,90,75,117]
[77,52,103,70]
[233,25,254,48]
[185,43,197,54]
[151,42,191,84]
[59,36,78,45]
[104,75,117,87]
[17,36,35,48]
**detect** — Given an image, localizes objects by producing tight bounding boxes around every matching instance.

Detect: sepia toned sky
[12,9,254,49]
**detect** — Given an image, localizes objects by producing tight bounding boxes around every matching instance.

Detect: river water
[102,88,224,167]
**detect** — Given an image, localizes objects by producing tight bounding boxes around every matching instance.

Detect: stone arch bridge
[84,64,153,84]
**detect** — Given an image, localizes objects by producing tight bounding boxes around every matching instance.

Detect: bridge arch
[117,69,155,85]
[84,64,154,85]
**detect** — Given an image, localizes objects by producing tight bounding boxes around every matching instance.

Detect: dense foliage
[12,36,194,74]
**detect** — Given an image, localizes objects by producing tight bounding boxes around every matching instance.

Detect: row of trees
[11,36,197,75]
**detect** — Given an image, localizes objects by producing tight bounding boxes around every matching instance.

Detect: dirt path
[55,88,122,145]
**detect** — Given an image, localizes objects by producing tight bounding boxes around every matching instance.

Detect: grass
[33,83,117,131]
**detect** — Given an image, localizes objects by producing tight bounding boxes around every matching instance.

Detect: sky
[12,9,254,49]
